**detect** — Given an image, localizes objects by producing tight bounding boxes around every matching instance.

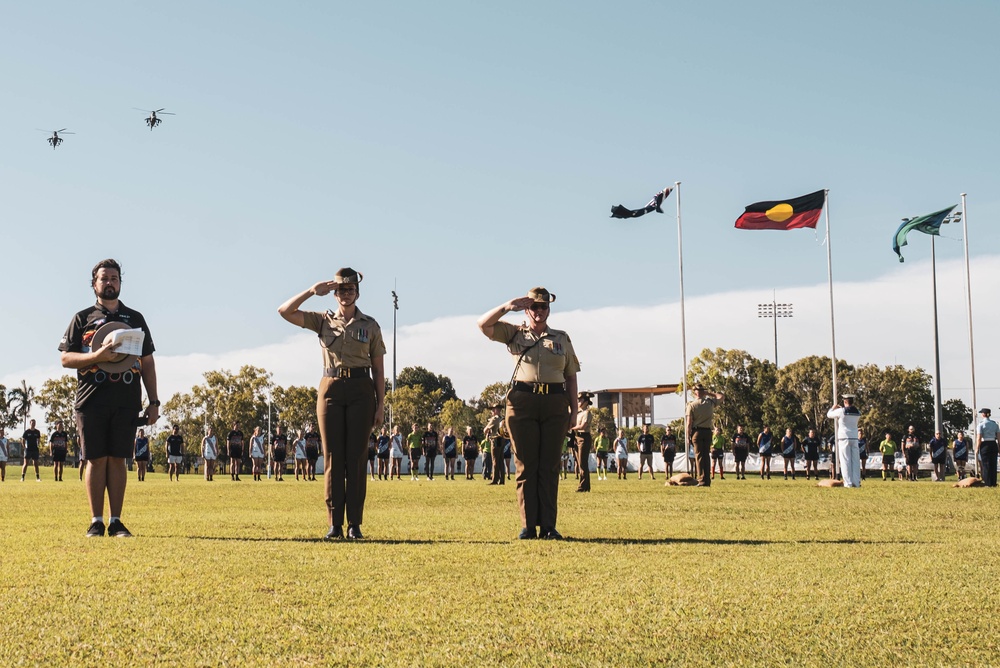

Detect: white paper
[107,328,145,356]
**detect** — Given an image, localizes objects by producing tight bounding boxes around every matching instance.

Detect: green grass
[1,469,998,667]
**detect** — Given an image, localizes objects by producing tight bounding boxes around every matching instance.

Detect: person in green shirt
[406,423,422,480]
[879,432,896,481]
[593,428,610,481]
[710,426,727,480]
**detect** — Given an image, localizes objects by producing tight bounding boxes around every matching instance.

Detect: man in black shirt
[166,426,184,481]
[59,259,159,538]
[422,423,439,481]
[49,421,70,482]
[636,424,656,480]
[227,421,244,481]
[304,424,321,481]
[21,419,42,482]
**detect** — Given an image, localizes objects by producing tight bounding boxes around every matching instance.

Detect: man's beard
[97,286,120,300]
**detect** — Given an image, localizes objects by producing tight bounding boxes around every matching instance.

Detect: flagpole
[823,190,839,480]
[960,192,979,474]
[675,181,690,472]
[931,236,943,436]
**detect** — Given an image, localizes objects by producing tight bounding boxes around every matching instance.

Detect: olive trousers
[506,390,570,531]
[317,375,375,528]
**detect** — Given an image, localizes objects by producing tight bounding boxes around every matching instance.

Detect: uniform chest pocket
[351,328,370,343]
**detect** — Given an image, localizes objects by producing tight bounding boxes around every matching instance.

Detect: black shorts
[134,454,149,462]
[882,454,895,465]
[905,448,921,466]
[463,448,478,460]
[24,448,40,461]
[410,453,421,463]
[662,448,676,462]
[306,446,319,461]
[76,405,138,460]
[596,452,608,463]
[273,449,287,463]
[733,447,748,463]
[229,446,243,459]
[377,452,390,460]
[805,452,819,461]
[931,455,946,465]
[367,451,376,462]
[711,448,724,460]
[52,447,67,463]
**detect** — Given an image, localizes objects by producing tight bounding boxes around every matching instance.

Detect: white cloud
[6,255,998,431]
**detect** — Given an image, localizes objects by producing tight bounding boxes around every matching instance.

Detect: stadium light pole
[757,296,793,367]
[391,285,399,428]
[958,194,979,474]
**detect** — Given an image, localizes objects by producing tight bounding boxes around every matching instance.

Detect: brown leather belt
[512,381,565,395]
[323,367,371,379]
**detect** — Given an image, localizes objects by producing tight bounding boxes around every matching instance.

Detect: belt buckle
[338,368,350,378]
[535,383,549,395]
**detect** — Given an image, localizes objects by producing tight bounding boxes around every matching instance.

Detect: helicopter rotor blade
[159,112,176,116]
[62,131,76,135]
[132,107,153,113]
[57,128,69,133]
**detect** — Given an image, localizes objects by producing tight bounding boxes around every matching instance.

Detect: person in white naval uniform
[827,395,862,487]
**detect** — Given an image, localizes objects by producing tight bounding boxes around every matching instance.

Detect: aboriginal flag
[734,190,825,230]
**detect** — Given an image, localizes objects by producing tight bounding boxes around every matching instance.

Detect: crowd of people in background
[2,416,998,488]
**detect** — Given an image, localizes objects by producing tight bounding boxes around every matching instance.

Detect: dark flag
[892,205,956,262]
[734,190,825,230]
[610,186,673,219]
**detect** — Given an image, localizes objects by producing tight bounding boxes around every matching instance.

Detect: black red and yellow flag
[734,190,825,230]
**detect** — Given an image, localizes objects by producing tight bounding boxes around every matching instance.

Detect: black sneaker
[346,525,364,540]
[325,526,344,540]
[540,527,563,540]
[107,520,133,538]
[517,527,537,540]
[86,521,105,538]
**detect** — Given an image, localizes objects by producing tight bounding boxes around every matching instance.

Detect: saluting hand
[506,297,534,312]
[311,280,338,297]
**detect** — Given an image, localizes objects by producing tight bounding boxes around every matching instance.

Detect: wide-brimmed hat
[693,383,708,392]
[91,321,139,373]
[527,287,556,303]
[578,391,595,404]
[489,404,504,411]
[981,407,992,416]
[333,268,363,284]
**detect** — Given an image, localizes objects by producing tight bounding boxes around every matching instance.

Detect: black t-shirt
[272,434,288,450]
[661,434,677,451]
[227,430,244,447]
[422,431,439,451]
[637,434,655,455]
[23,429,41,450]
[732,433,750,450]
[167,434,184,456]
[50,431,69,450]
[305,432,321,450]
[58,302,155,411]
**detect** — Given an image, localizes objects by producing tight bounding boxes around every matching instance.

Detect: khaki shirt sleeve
[300,311,325,334]
[562,335,581,376]
[489,321,518,344]
[367,320,387,358]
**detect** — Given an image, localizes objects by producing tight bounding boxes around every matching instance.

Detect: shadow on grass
[168,535,511,545]
[562,537,927,546]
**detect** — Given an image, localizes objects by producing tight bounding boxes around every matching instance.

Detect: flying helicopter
[134,107,175,130]
[38,128,74,149]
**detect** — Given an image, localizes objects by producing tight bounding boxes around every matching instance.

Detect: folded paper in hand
[107,328,145,356]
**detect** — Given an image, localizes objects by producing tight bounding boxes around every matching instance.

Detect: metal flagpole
[675,181,690,473]
[928,236,946,437]
[266,391,272,479]
[960,193,979,474]
[391,284,399,429]
[823,190,839,480]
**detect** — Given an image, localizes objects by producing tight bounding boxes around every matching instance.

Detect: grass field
[2,469,998,667]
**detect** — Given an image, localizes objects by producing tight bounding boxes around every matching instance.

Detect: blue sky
[3,1,999,417]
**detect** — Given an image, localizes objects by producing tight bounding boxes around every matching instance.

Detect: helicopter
[38,128,74,149]
[134,107,175,130]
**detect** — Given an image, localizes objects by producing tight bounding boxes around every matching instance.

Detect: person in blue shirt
[757,426,773,480]
[952,430,970,481]
[928,431,948,482]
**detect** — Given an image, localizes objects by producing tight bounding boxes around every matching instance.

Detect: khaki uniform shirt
[490,321,581,383]
[301,308,387,371]
[485,415,502,439]
[576,408,592,432]
[686,396,719,430]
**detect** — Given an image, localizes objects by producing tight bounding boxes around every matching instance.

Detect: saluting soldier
[279,268,386,540]
[478,287,580,540]
[484,405,504,485]
[686,383,725,487]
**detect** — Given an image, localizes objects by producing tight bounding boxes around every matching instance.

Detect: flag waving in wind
[892,205,957,262]
[734,190,825,230]
[610,186,673,219]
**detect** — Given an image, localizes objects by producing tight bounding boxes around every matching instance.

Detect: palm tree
[7,380,35,432]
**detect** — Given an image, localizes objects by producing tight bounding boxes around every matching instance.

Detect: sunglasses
[529,303,550,311]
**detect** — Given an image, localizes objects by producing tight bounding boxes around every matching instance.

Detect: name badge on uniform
[352,328,370,343]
